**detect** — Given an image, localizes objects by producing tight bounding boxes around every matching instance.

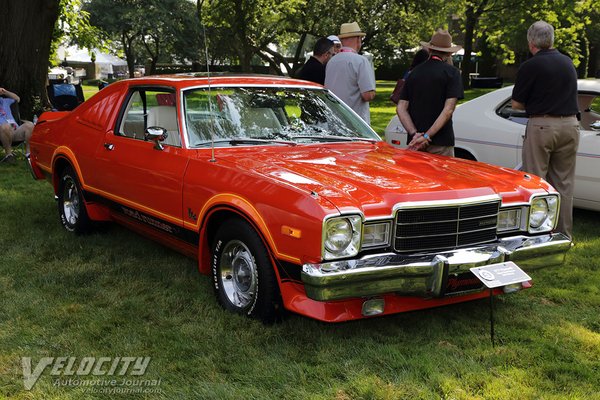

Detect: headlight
[529,195,559,233]
[323,215,361,260]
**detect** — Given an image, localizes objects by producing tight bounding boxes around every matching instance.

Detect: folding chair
[0,96,26,159]
[46,83,85,111]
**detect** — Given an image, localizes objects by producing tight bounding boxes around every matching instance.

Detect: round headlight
[530,198,549,228]
[324,218,353,253]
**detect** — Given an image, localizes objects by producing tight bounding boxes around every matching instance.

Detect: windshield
[183,87,379,147]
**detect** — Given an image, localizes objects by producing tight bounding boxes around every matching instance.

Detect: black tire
[211,218,281,322]
[57,166,91,234]
[454,148,477,161]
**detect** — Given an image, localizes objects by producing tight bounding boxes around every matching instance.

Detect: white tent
[57,46,128,79]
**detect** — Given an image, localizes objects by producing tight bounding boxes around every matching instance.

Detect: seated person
[0,87,34,164]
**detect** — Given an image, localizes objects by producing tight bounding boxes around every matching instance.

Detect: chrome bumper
[301,233,572,301]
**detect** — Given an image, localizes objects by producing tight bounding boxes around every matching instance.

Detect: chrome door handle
[104,143,114,151]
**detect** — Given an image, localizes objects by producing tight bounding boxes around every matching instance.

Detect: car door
[574,92,600,210]
[452,88,522,167]
[494,97,528,169]
[92,86,188,227]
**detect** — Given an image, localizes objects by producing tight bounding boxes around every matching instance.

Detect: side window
[496,98,528,126]
[118,88,181,147]
[119,91,145,139]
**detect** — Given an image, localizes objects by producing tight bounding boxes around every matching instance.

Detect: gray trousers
[522,115,579,239]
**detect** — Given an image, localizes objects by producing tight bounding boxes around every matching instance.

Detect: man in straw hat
[325,22,376,124]
[396,29,463,157]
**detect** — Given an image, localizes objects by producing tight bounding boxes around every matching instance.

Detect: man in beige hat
[396,29,463,157]
[324,22,376,124]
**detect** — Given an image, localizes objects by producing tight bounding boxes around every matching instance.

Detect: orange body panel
[28,75,558,322]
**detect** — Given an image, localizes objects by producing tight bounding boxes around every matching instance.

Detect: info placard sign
[470,261,532,289]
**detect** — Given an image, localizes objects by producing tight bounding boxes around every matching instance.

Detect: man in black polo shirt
[396,29,463,157]
[297,37,334,85]
[512,20,579,239]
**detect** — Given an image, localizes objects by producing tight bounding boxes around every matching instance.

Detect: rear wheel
[57,166,90,234]
[211,218,281,321]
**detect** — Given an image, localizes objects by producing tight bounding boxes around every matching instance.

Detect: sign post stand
[470,261,532,346]
[489,289,495,346]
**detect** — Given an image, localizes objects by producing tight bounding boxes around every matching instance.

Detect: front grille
[394,201,500,253]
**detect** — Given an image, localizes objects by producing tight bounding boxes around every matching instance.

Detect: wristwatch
[423,133,431,141]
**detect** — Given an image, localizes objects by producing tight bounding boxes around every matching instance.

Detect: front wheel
[211,218,281,321]
[57,166,90,234]
[454,148,477,161]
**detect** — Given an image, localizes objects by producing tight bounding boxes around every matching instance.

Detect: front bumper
[26,153,45,180]
[302,233,572,301]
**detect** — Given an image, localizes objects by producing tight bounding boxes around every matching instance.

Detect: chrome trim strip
[395,212,499,225]
[392,195,501,211]
[26,154,38,180]
[396,227,497,239]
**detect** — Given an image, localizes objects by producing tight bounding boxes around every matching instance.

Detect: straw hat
[338,22,366,39]
[420,29,462,53]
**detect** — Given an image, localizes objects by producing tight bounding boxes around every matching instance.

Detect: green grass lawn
[1,83,599,399]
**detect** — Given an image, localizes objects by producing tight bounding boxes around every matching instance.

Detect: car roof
[577,79,600,94]
[498,79,600,93]
[114,73,324,90]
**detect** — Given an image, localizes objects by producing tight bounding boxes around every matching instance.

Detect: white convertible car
[385,79,600,212]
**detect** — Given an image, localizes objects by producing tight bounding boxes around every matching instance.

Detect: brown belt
[529,114,576,119]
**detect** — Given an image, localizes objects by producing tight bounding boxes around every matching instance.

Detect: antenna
[202,23,216,163]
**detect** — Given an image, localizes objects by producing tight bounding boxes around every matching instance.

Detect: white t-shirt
[324,47,376,124]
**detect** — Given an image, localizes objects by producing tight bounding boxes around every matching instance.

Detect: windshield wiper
[193,138,297,147]
[292,135,379,143]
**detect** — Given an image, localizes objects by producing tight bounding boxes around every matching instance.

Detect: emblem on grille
[478,218,497,227]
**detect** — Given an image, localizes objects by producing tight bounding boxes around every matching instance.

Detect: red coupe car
[28,75,572,322]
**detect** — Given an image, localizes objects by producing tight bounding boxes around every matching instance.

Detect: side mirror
[145,126,168,150]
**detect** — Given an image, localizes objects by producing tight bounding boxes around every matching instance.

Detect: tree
[139,0,201,74]
[456,0,598,83]
[0,0,61,118]
[85,0,144,78]
[197,0,451,75]
[457,0,527,88]
[86,0,203,76]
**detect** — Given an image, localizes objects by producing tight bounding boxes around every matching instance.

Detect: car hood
[216,143,550,216]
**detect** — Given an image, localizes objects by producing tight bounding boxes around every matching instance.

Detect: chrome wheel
[62,177,80,226]
[58,167,90,234]
[212,218,281,321]
[219,240,257,308]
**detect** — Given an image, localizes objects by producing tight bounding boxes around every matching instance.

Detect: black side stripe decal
[83,191,200,245]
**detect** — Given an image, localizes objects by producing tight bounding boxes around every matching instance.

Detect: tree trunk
[0,0,60,119]
[122,32,137,78]
[461,5,476,89]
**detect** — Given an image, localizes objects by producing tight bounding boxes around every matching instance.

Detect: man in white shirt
[325,22,376,124]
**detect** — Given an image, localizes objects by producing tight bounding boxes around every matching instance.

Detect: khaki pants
[426,145,454,157]
[522,116,579,238]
